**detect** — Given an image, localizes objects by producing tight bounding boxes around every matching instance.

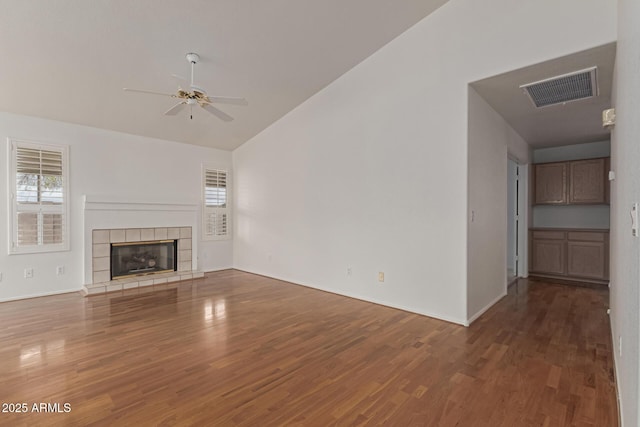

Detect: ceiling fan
[124,52,247,121]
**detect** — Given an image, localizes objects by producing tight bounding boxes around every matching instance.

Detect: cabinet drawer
[532,230,566,240]
[567,231,606,242]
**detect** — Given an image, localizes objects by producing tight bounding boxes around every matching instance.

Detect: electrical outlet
[378,272,385,282]
[56,266,65,275]
[347,267,352,276]
[24,268,34,279]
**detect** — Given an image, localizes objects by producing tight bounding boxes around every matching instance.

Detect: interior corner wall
[609,0,640,423]
[0,112,233,302]
[232,0,616,325]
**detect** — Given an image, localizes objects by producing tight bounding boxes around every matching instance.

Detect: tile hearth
[81,270,204,296]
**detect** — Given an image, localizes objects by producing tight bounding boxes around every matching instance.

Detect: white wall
[532,141,611,229]
[0,112,233,301]
[233,0,616,325]
[508,131,533,166]
[533,140,610,163]
[533,205,610,229]
[468,88,528,321]
[610,0,640,423]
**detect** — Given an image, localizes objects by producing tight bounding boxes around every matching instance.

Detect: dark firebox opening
[111,240,177,279]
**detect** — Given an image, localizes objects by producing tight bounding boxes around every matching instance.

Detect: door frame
[508,155,529,278]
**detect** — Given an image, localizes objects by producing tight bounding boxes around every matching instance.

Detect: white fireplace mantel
[83,195,199,212]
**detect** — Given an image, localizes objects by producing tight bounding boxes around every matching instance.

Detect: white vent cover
[520,67,598,108]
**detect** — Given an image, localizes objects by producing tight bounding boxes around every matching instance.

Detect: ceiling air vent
[520,66,598,108]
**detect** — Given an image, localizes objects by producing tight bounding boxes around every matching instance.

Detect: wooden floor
[0,271,617,426]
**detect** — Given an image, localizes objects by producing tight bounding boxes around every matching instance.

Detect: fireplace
[111,240,177,279]
[85,225,200,295]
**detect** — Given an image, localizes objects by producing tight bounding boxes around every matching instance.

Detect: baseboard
[0,288,81,303]
[610,323,623,426]
[202,267,234,273]
[231,267,468,326]
[466,291,507,326]
[529,273,607,286]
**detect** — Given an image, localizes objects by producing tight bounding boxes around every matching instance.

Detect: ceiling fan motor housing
[186,53,200,64]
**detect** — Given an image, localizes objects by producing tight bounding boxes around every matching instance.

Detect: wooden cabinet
[530,228,609,284]
[531,230,566,275]
[534,157,608,205]
[535,163,567,204]
[568,158,606,204]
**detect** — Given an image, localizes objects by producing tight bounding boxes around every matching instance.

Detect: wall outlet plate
[378,272,385,282]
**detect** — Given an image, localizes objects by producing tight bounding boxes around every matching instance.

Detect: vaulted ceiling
[0,0,449,150]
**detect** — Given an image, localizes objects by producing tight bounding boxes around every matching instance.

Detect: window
[8,139,69,254]
[203,167,230,240]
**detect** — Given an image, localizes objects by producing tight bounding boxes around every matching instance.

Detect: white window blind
[203,168,229,240]
[9,139,69,254]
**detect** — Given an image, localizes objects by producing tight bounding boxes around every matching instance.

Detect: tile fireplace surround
[81,226,203,296]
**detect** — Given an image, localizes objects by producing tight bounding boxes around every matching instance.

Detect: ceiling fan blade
[206,96,248,106]
[164,102,187,116]
[124,88,176,97]
[202,104,234,122]
[171,73,188,83]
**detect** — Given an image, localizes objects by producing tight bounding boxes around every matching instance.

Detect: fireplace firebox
[111,240,177,279]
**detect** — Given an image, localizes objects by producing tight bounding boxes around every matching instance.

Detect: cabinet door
[535,163,566,204]
[531,239,566,275]
[567,241,606,279]
[568,158,606,204]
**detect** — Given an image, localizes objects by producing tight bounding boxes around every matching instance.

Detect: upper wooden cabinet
[535,162,567,204]
[568,158,606,204]
[534,157,608,205]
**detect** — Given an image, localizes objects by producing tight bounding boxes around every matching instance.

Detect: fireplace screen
[111,240,177,279]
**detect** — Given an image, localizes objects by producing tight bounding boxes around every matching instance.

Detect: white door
[507,159,519,280]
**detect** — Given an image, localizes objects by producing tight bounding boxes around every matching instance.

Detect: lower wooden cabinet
[530,228,609,284]
[531,237,565,275]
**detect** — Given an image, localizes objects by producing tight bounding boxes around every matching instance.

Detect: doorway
[507,158,519,284]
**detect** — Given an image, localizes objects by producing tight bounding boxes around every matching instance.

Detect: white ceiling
[0,0,448,151]
[471,43,616,149]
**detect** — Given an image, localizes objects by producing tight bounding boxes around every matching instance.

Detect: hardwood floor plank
[0,271,617,426]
